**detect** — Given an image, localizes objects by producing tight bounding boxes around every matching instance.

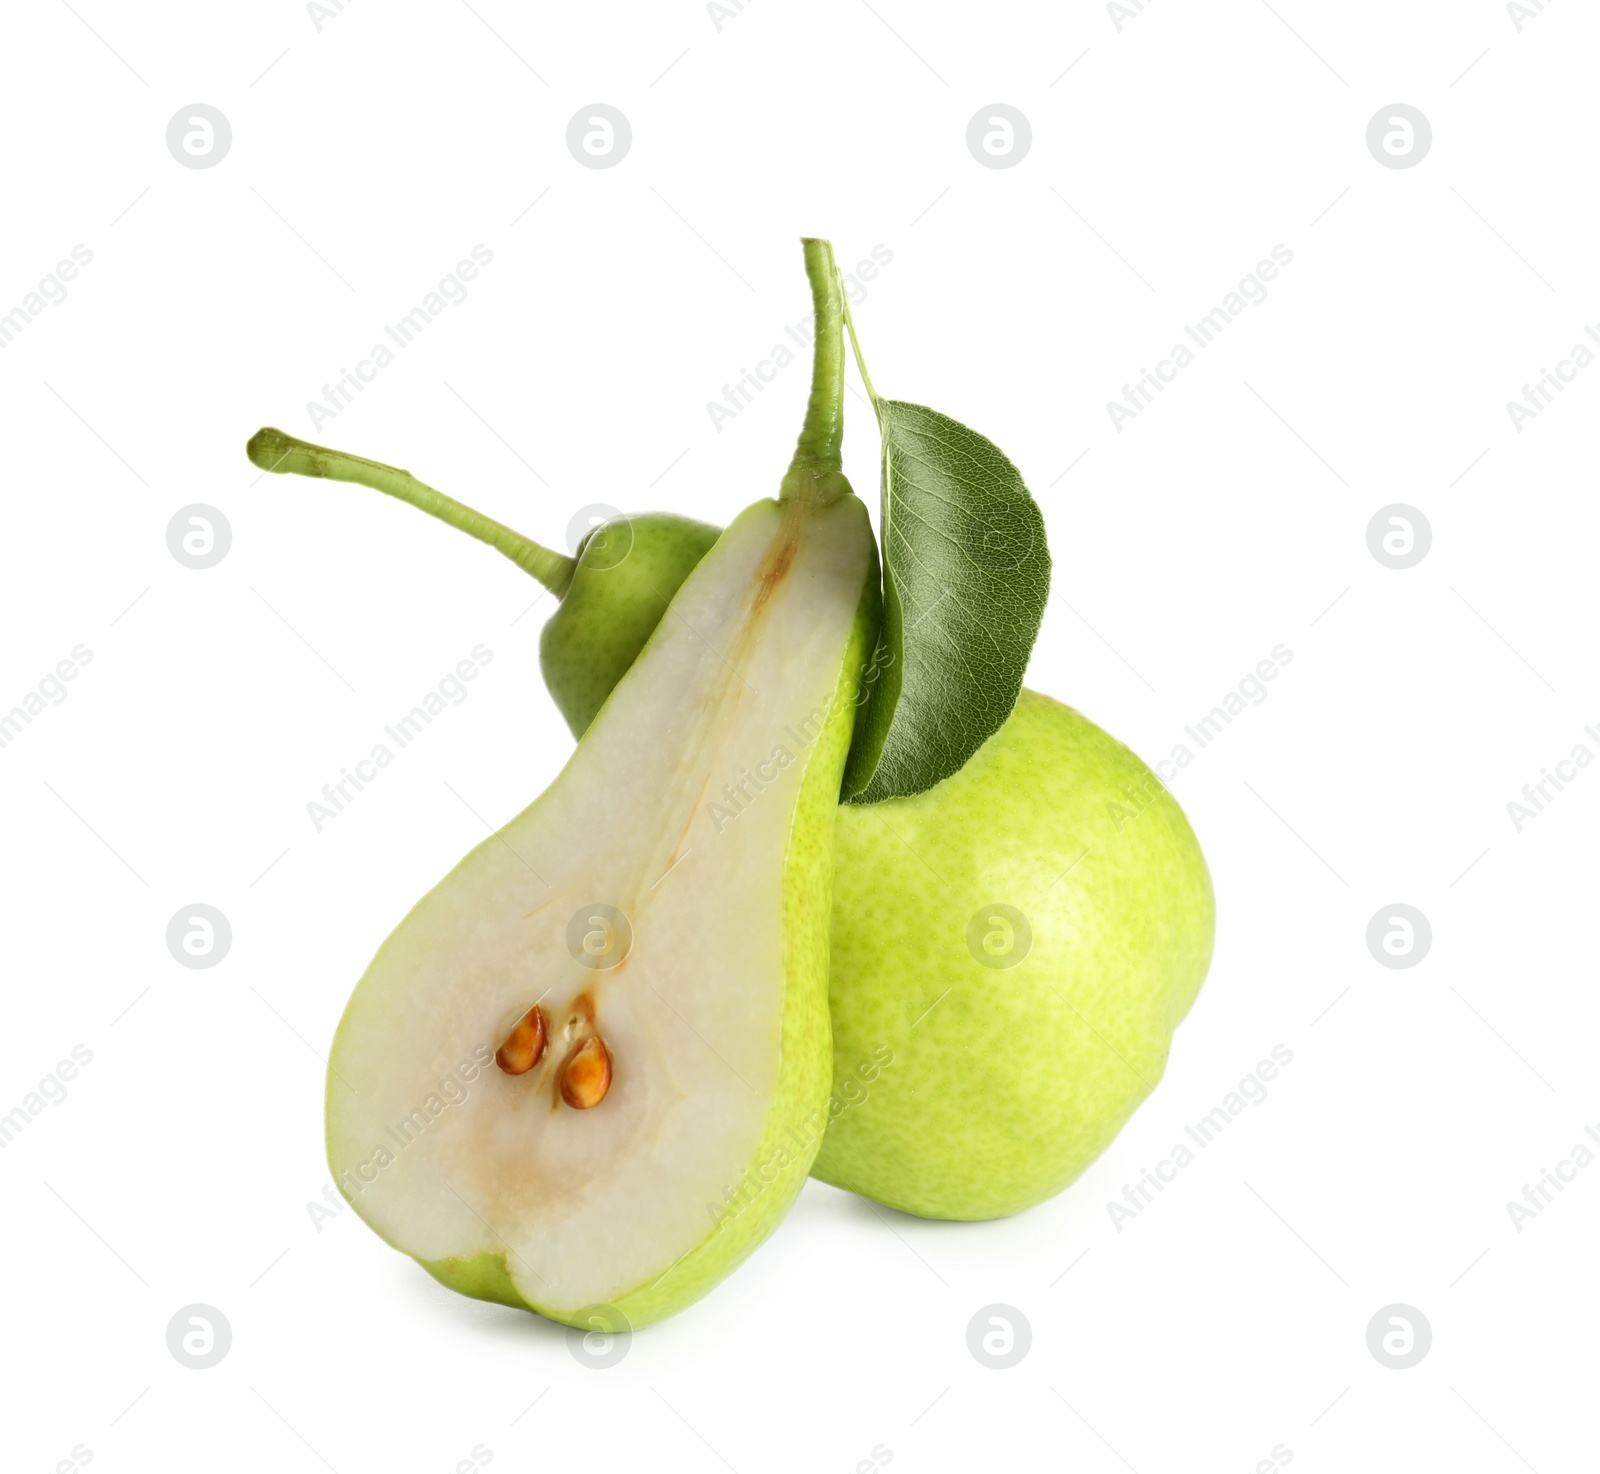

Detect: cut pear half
[326,491,876,1327]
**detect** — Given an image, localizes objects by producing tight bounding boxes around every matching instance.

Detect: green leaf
[842,399,1050,804]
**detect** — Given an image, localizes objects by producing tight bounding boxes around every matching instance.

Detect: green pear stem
[245,427,578,596]
[782,238,848,501]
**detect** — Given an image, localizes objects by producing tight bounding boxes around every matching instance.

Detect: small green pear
[540,513,720,736]
[244,428,718,739]
[814,689,1214,1219]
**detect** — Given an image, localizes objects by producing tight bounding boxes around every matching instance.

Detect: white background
[2,1,1596,1470]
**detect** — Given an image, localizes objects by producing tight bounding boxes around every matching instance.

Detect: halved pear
[327,490,876,1327]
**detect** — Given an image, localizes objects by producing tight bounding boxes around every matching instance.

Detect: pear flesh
[327,492,875,1326]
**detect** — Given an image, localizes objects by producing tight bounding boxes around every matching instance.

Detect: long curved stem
[246,427,577,595]
[782,238,847,498]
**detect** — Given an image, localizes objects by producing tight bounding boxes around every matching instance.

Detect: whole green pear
[813,689,1214,1219]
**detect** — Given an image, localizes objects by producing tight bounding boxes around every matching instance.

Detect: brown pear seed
[560,1036,612,1109]
[495,1005,547,1076]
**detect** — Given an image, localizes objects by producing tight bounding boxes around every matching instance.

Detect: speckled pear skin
[814,689,1214,1220]
[541,513,720,738]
